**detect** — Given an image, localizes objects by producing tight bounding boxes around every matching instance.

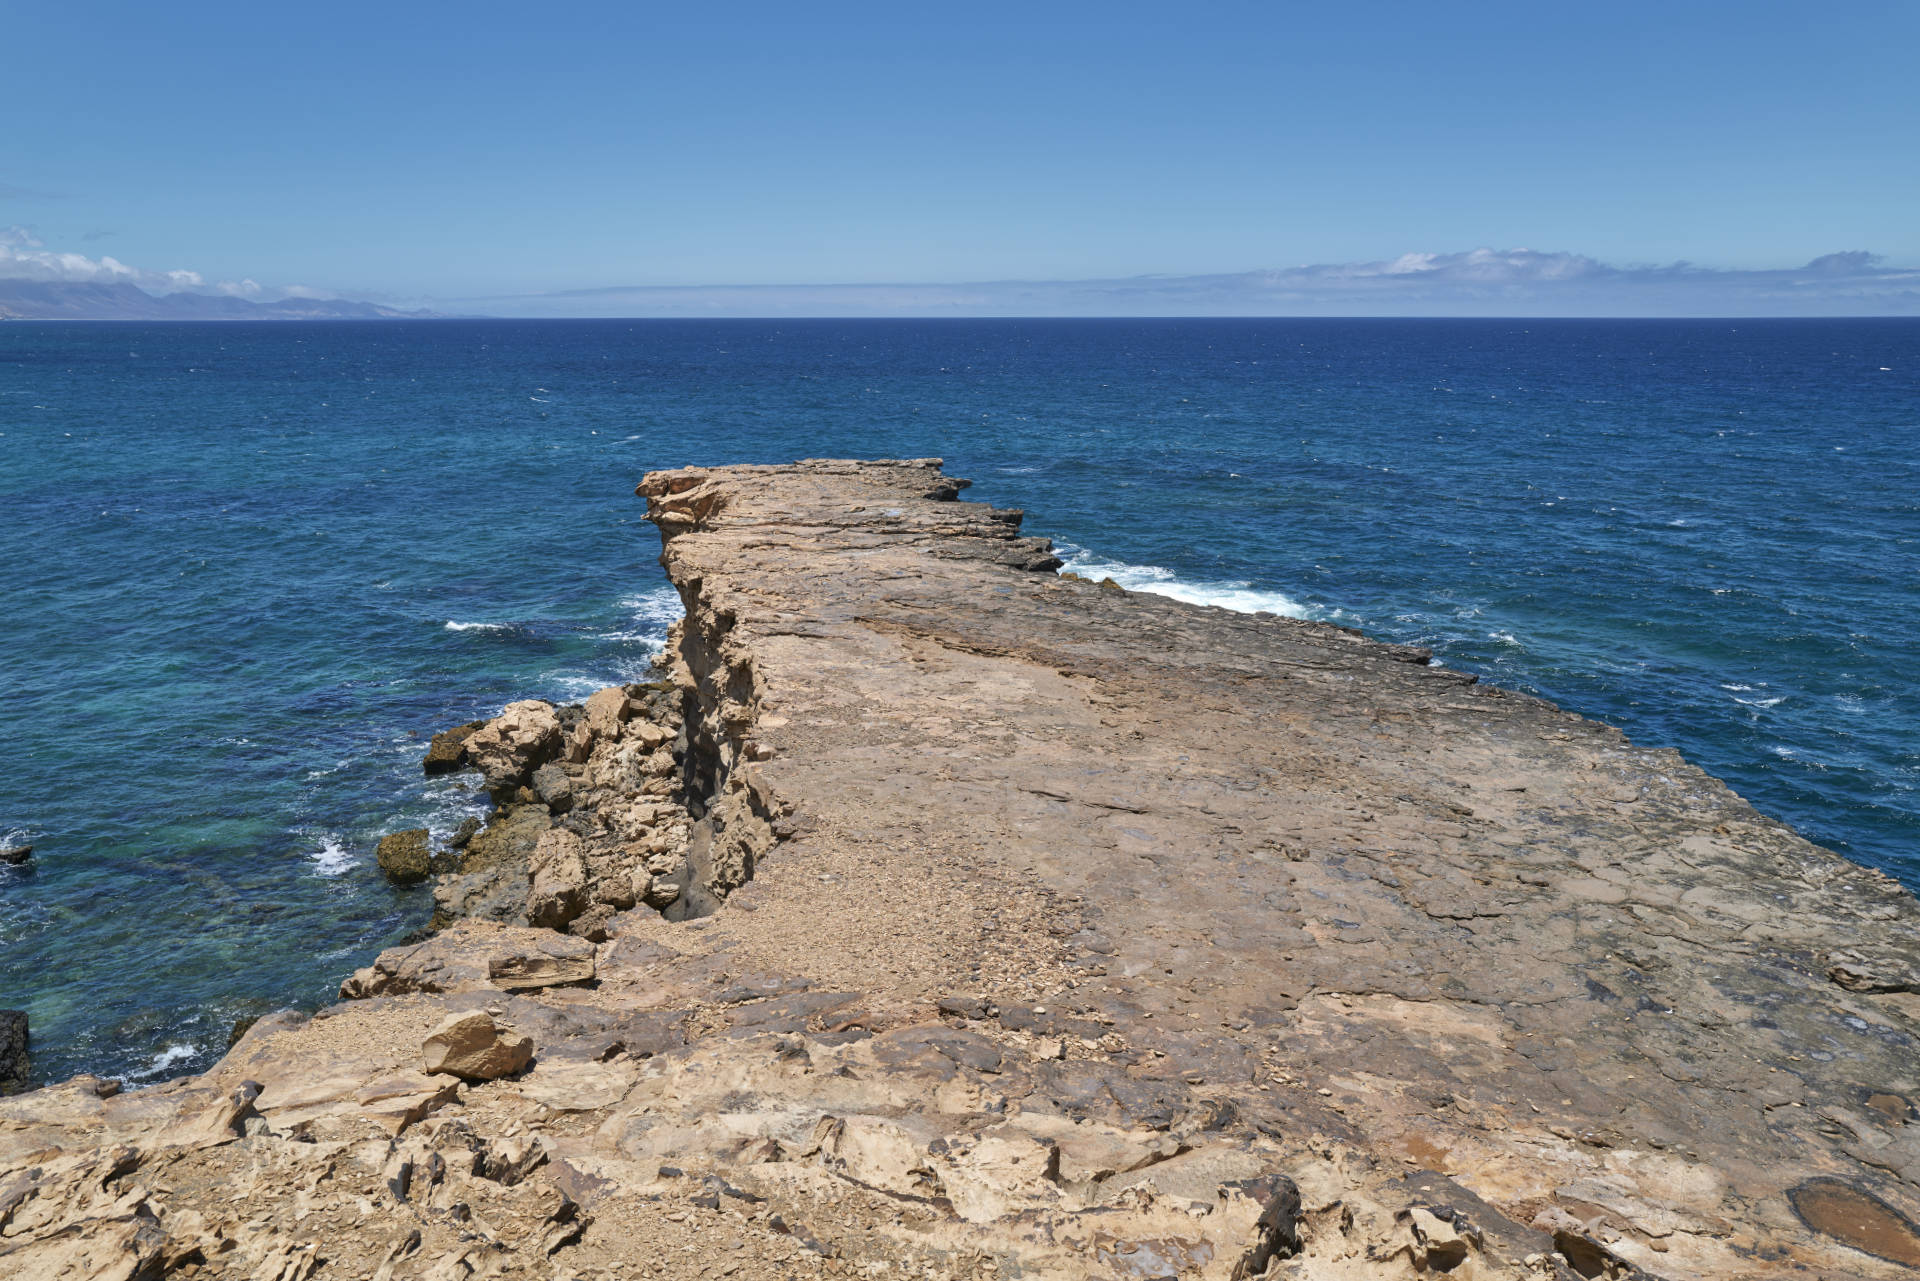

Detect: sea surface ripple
[2,317,1915,1083]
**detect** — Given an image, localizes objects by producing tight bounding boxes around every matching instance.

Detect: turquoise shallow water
[2,317,1916,1085]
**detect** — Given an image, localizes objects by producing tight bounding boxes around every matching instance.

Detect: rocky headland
[4,459,1919,1280]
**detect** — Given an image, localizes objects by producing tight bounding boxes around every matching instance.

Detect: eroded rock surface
[5,458,1918,1280]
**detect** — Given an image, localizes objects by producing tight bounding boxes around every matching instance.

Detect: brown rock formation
[375,829,432,885]
[421,720,484,776]
[420,1013,534,1081]
[3,459,1918,1280]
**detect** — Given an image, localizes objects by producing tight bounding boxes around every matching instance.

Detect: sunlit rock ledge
[4,458,1919,1280]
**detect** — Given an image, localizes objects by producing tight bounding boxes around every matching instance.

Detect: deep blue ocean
[2,318,1916,1085]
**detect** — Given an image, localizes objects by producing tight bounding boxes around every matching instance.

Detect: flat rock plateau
[6,459,1920,1281]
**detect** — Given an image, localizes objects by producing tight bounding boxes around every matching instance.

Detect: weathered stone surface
[584,686,633,742]
[375,828,432,884]
[463,700,562,794]
[530,761,573,813]
[431,803,551,926]
[9,459,1920,1280]
[338,922,595,997]
[615,458,1920,1278]
[422,1012,533,1081]
[527,828,590,929]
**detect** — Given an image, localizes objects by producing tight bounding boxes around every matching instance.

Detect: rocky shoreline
[4,458,1920,1279]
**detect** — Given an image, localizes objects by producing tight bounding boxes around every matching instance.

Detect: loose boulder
[422,720,485,776]
[376,829,433,885]
[531,763,573,814]
[584,685,634,742]
[1,844,32,866]
[464,701,563,794]
[421,1011,533,1080]
[526,828,589,929]
[0,1009,27,1091]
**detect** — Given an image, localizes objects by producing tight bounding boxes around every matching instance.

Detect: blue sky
[3,1,1917,313]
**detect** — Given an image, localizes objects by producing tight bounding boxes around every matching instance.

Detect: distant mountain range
[0,278,432,320]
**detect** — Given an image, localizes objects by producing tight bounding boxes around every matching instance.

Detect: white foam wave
[309,836,356,877]
[445,620,513,633]
[1057,547,1315,619]
[129,1042,200,1081]
[599,588,685,644]
[1732,696,1785,709]
[542,672,619,701]
[1488,630,1522,647]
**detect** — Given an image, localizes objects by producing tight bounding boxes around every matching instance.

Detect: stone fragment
[626,719,672,751]
[1,843,32,865]
[448,816,481,849]
[637,870,681,907]
[376,829,433,885]
[423,720,484,775]
[338,923,596,997]
[585,686,634,741]
[528,828,590,929]
[594,870,638,910]
[937,994,989,1020]
[487,933,597,990]
[569,905,616,942]
[531,762,573,814]
[463,701,562,794]
[421,1012,533,1081]
[476,1133,549,1185]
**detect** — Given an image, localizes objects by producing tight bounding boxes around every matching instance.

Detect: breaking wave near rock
[1056,544,1317,619]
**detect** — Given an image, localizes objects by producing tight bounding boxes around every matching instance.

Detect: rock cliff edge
[5,459,1918,1280]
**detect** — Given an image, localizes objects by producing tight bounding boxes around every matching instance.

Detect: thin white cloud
[0,226,329,300]
[6,225,1917,316]
[463,249,1920,317]
[1,224,200,292]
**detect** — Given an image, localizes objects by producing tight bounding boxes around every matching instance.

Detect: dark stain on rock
[1788,1177,1920,1268]
[1865,1090,1914,1124]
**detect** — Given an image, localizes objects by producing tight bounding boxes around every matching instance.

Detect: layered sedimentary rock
[5,459,1920,1280]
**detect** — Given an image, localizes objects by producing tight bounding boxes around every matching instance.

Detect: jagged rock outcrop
[462,699,562,796]
[424,658,753,938]
[421,720,483,776]
[4,459,1919,1280]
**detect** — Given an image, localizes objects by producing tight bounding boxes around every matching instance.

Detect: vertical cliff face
[640,476,775,919]
[6,459,1920,1281]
